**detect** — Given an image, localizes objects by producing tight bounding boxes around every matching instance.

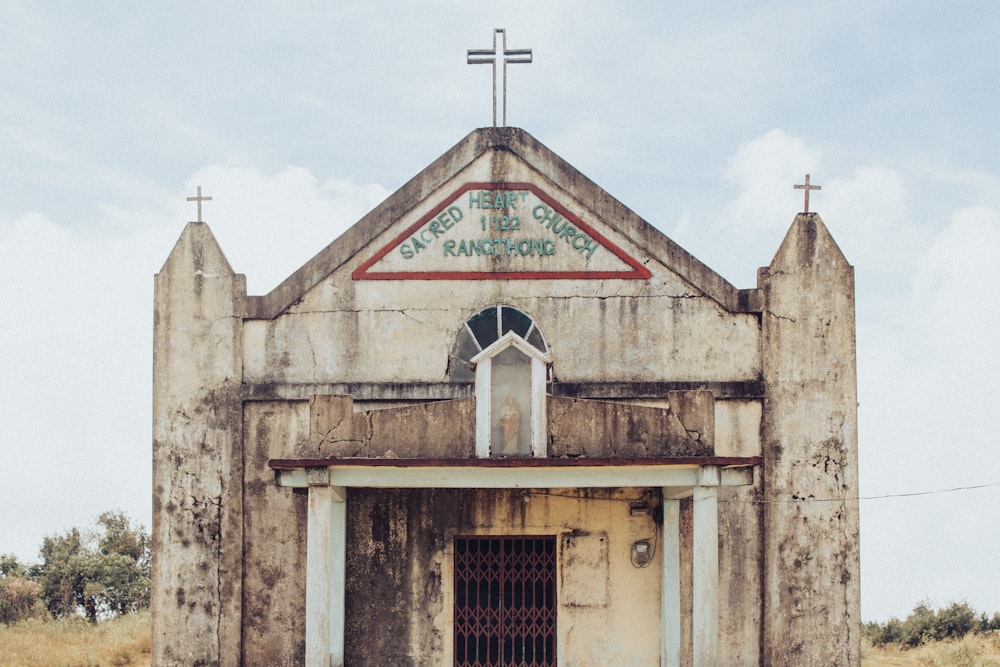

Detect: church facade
[152,128,860,666]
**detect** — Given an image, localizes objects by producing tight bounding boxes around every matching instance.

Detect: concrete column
[475,359,491,457]
[692,467,719,667]
[305,469,346,667]
[760,213,860,666]
[152,221,245,667]
[660,496,681,667]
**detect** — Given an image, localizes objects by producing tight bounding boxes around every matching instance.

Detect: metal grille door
[454,536,557,667]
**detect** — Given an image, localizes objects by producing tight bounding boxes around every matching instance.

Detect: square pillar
[660,495,681,667]
[305,469,346,667]
[692,466,719,666]
[474,359,492,457]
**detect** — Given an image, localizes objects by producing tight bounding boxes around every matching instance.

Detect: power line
[523,482,1000,505]
[717,481,1000,504]
[860,481,1000,501]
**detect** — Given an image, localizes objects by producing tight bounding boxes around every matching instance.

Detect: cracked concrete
[760,213,860,666]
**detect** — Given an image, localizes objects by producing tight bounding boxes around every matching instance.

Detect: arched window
[451,306,548,381]
[456,306,550,458]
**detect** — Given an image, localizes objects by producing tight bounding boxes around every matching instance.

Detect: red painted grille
[454,536,557,667]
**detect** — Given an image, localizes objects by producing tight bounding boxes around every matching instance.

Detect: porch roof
[270,456,761,496]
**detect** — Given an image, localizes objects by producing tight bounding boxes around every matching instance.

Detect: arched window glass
[451,306,547,382]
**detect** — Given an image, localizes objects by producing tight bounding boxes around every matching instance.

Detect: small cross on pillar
[467,28,532,127]
[793,174,821,213]
[186,186,213,223]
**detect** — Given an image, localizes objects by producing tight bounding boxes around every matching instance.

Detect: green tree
[92,511,151,616]
[934,601,977,641]
[867,600,995,648]
[38,528,86,619]
[36,512,151,622]
[1,553,21,577]
[897,601,936,646]
[96,511,150,564]
[863,616,904,647]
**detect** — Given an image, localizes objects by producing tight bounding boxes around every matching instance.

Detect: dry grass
[1,613,997,666]
[863,632,1000,667]
[0,611,150,667]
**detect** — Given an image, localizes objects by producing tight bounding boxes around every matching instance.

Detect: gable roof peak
[244,128,754,319]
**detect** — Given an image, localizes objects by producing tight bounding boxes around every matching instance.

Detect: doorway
[454,535,557,667]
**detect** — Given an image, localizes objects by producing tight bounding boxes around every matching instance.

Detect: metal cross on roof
[186,185,213,223]
[793,174,822,213]
[467,28,532,128]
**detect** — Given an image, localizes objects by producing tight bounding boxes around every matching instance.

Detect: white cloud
[912,206,1000,401]
[685,129,824,285]
[857,203,1000,620]
[182,163,389,294]
[823,166,914,263]
[0,211,170,561]
[721,129,822,234]
[0,2,58,73]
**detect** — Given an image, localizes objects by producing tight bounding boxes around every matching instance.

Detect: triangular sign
[352,182,651,280]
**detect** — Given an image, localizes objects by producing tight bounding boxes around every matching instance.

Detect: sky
[1,1,998,623]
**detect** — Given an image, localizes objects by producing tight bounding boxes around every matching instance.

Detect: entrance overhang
[269,455,760,667]
[271,456,758,493]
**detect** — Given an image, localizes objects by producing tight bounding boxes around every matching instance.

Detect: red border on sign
[351,182,652,280]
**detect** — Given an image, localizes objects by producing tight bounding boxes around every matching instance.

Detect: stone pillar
[152,222,245,666]
[759,213,861,666]
[691,467,719,667]
[304,470,347,667]
[660,496,681,667]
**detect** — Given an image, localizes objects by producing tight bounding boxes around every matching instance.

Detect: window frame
[472,331,550,458]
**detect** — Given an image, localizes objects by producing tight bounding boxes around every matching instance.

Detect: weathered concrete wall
[305,393,720,461]
[715,399,762,458]
[240,401,310,666]
[152,222,245,667]
[346,488,665,666]
[242,272,762,387]
[310,395,476,458]
[717,482,763,666]
[760,213,861,666]
[548,391,714,457]
[715,395,763,664]
[153,129,858,666]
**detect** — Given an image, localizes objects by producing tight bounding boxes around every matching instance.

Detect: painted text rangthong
[397,189,600,260]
